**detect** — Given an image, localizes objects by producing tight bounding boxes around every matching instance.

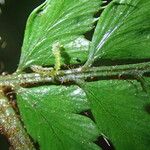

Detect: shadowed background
[0,0,44,149]
[0,0,44,74]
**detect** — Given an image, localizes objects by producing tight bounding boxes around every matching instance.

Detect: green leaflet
[85,0,150,66]
[81,79,150,150]
[16,85,101,150]
[17,0,102,71]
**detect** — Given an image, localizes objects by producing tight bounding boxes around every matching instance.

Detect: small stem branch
[0,62,150,87]
[0,88,35,150]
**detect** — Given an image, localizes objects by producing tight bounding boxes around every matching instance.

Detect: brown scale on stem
[0,87,35,150]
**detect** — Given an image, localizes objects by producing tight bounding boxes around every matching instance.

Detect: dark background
[0,0,44,74]
[0,0,44,149]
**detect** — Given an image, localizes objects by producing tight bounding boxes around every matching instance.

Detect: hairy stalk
[0,62,150,87]
[0,88,35,150]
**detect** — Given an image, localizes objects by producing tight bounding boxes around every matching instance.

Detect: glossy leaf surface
[86,0,150,66]
[16,85,101,150]
[18,0,102,71]
[82,79,150,150]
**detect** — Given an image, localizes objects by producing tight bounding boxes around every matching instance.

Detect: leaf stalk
[0,62,150,87]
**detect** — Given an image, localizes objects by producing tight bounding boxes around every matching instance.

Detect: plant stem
[0,88,35,150]
[0,62,150,87]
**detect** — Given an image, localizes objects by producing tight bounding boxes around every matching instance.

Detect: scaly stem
[0,62,150,87]
[0,88,35,150]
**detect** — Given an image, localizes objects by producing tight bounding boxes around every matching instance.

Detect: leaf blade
[82,79,150,150]
[85,0,150,66]
[18,0,102,71]
[16,85,101,150]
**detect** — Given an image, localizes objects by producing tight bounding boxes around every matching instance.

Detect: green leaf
[16,85,101,150]
[82,79,150,150]
[86,0,150,66]
[18,0,102,71]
